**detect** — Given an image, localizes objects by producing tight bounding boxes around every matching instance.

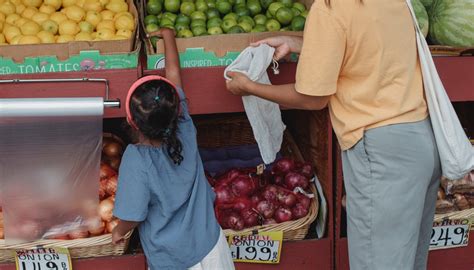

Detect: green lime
[190,19,206,29]
[280,26,290,31]
[145,14,159,26]
[268,2,284,16]
[221,19,237,32]
[234,0,246,6]
[259,0,272,9]
[223,12,238,21]
[190,10,207,20]
[292,2,306,13]
[147,1,163,15]
[265,18,281,31]
[238,21,252,32]
[246,0,261,16]
[216,1,232,15]
[278,0,292,8]
[164,0,181,12]
[182,0,193,2]
[180,2,196,16]
[234,5,250,17]
[163,12,178,23]
[192,25,208,36]
[290,15,305,31]
[150,36,160,49]
[208,26,223,35]
[177,29,194,38]
[196,0,208,11]
[206,8,220,19]
[207,1,216,8]
[238,16,255,27]
[176,14,191,25]
[300,10,308,18]
[159,17,174,27]
[146,23,160,33]
[207,17,222,28]
[251,24,266,32]
[253,14,267,25]
[291,7,301,16]
[275,7,293,25]
[227,25,245,33]
[228,0,235,5]
[175,23,189,31]
[266,9,272,18]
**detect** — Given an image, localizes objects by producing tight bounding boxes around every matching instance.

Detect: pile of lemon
[0,0,135,45]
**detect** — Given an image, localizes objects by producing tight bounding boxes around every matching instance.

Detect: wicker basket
[0,231,132,263]
[195,115,319,241]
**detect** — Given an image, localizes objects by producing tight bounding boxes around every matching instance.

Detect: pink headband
[126,75,180,130]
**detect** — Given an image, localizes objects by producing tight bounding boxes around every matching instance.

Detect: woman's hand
[225,71,254,96]
[251,36,303,60]
[111,227,125,244]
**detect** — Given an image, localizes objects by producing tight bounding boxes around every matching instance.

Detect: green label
[0,50,139,75]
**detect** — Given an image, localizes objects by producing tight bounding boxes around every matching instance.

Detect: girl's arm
[148,29,182,88]
[112,219,139,244]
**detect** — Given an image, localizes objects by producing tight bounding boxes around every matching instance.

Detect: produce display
[414,0,474,47]
[209,157,314,231]
[144,0,308,39]
[0,0,135,45]
[0,133,124,240]
[436,171,474,214]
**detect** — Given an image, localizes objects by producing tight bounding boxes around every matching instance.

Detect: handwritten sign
[228,231,283,264]
[15,247,72,270]
[430,219,471,250]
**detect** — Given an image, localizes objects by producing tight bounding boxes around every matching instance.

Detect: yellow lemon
[31,12,49,24]
[41,19,58,34]
[56,34,74,42]
[83,0,103,12]
[65,5,86,22]
[49,12,67,24]
[0,13,5,22]
[100,10,114,20]
[13,17,28,27]
[15,4,26,14]
[75,31,92,41]
[39,5,56,14]
[85,11,101,27]
[96,27,114,40]
[58,19,79,35]
[19,34,41,44]
[10,34,23,44]
[0,21,3,32]
[0,33,5,43]
[114,14,133,31]
[61,0,76,8]
[20,20,40,35]
[78,21,94,33]
[22,0,41,8]
[5,13,20,25]
[10,0,21,5]
[113,11,132,21]
[96,19,114,31]
[106,0,127,13]
[3,24,21,42]
[90,31,97,38]
[36,30,55,43]
[115,29,131,38]
[99,0,109,7]
[77,0,86,8]
[0,1,16,15]
[44,0,62,10]
[21,7,38,19]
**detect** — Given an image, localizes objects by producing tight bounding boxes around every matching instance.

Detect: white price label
[15,247,72,270]
[228,231,283,264]
[429,220,470,250]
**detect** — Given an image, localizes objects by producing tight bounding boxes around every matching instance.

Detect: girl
[111,28,235,270]
[226,0,440,269]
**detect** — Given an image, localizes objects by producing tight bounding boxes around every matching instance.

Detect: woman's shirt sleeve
[295,5,346,96]
[113,146,150,222]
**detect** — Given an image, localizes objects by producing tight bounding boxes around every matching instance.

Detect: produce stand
[335,56,474,270]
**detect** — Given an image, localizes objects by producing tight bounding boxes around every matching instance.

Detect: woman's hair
[128,80,183,165]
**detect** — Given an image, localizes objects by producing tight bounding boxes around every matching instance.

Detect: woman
[226,0,440,269]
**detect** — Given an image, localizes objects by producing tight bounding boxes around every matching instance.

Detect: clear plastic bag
[0,98,103,243]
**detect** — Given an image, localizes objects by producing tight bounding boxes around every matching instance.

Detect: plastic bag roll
[0,98,104,243]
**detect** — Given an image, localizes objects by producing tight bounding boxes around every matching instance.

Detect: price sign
[228,231,283,264]
[14,247,72,270]
[430,219,471,250]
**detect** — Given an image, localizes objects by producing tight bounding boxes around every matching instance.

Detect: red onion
[250,195,261,207]
[103,142,123,158]
[277,190,297,207]
[108,157,121,171]
[69,228,90,239]
[100,163,117,179]
[284,172,309,190]
[241,208,260,227]
[292,204,309,219]
[231,175,256,197]
[273,158,295,175]
[256,200,275,219]
[205,171,216,187]
[295,193,311,210]
[106,219,119,233]
[214,186,235,205]
[261,185,278,202]
[99,179,108,199]
[274,207,293,223]
[223,212,245,231]
[105,175,118,196]
[263,218,277,225]
[273,175,284,186]
[98,198,114,222]
[233,197,252,212]
[298,162,314,178]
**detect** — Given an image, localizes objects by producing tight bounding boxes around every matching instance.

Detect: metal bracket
[0,78,120,108]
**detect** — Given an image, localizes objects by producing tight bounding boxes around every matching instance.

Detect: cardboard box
[0,0,139,72]
[143,0,312,69]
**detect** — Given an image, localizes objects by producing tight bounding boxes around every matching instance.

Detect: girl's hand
[225,71,253,96]
[111,227,125,245]
[251,36,303,60]
[147,28,176,38]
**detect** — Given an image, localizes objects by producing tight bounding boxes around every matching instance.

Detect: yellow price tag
[15,247,73,270]
[228,231,283,264]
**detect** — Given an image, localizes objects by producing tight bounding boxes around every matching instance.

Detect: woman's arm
[112,219,139,244]
[148,29,182,88]
[226,71,330,110]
